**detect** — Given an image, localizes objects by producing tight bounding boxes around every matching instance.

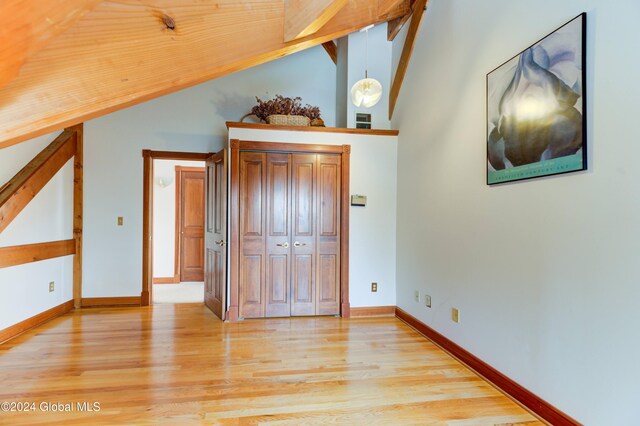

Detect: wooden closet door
[239,152,267,318]
[316,155,341,315]
[290,154,317,316]
[265,153,292,317]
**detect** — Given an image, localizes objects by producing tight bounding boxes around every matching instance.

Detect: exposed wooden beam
[72,124,84,309]
[284,0,349,42]
[0,240,76,269]
[322,41,338,65]
[389,0,428,120]
[0,130,77,233]
[378,0,409,17]
[387,0,416,41]
[0,0,99,90]
[388,14,411,41]
[141,153,153,307]
[0,0,409,149]
[386,0,418,41]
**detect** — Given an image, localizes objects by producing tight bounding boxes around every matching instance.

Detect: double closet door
[239,151,341,318]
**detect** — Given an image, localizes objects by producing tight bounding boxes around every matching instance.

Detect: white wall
[229,127,397,308]
[0,132,74,330]
[392,1,640,424]
[83,45,337,297]
[152,159,205,278]
[347,24,392,130]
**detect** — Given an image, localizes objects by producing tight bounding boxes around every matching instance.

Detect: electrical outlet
[49,281,55,292]
[452,307,460,323]
[117,216,124,226]
[371,282,378,292]
[414,290,420,302]
[424,294,431,308]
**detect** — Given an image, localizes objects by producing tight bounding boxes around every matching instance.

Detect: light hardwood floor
[0,305,544,425]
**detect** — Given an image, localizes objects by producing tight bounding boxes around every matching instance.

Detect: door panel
[239,152,267,318]
[180,170,205,282]
[316,155,341,315]
[290,154,316,316]
[265,153,291,317]
[319,163,339,236]
[205,150,227,320]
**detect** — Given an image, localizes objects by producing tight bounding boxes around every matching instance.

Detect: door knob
[215,239,226,246]
[293,241,306,247]
[276,242,289,248]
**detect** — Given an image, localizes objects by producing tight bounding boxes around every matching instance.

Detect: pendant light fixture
[350,24,383,108]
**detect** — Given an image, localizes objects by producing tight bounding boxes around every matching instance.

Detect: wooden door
[239,152,267,319]
[178,168,205,282]
[237,150,342,319]
[265,153,292,317]
[205,150,227,320]
[316,155,341,315]
[290,154,317,316]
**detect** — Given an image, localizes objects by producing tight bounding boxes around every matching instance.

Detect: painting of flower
[487,13,586,185]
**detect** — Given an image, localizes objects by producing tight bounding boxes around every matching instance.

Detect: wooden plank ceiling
[0,0,411,149]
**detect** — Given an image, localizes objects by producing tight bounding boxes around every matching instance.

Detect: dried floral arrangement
[251,95,322,122]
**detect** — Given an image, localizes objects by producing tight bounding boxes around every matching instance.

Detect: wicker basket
[266,114,310,126]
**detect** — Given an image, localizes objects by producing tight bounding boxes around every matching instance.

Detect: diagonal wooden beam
[322,41,338,65]
[389,0,428,119]
[0,0,99,91]
[284,0,349,42]
[387,0,417,41]
[0,129,77,234]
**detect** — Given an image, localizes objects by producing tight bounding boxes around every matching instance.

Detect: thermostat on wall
[351,195,367,206]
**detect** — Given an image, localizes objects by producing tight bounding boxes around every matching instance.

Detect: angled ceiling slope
[0,0,410,149]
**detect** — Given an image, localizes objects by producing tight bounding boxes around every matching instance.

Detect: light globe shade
[350,78,383,108]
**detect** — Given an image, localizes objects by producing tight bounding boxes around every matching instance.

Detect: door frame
[141,150,213,306]
[228,139,351,321]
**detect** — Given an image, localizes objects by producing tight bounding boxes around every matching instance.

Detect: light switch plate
[350,195,367,206]
[424,294,431,308]
[452,307,460,323]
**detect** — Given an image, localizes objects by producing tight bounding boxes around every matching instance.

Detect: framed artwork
[486,13,586,185]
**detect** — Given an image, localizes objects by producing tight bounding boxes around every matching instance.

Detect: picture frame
[486,13,587,185]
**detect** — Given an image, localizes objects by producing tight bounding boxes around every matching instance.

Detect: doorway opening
[152,160,205,304]
[141,150,211,307]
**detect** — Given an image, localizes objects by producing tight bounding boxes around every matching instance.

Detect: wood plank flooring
[0,304,544,425]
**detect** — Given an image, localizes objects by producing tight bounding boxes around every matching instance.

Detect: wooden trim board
[351,306,395,317]
[81,297,142,308]
[0,300,74,344]
[395,307,581,426]
[0,239,75,268]
[227,122,399,136]
[153,276,180,284]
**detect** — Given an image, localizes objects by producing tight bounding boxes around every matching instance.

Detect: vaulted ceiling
[0,0,417,149]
